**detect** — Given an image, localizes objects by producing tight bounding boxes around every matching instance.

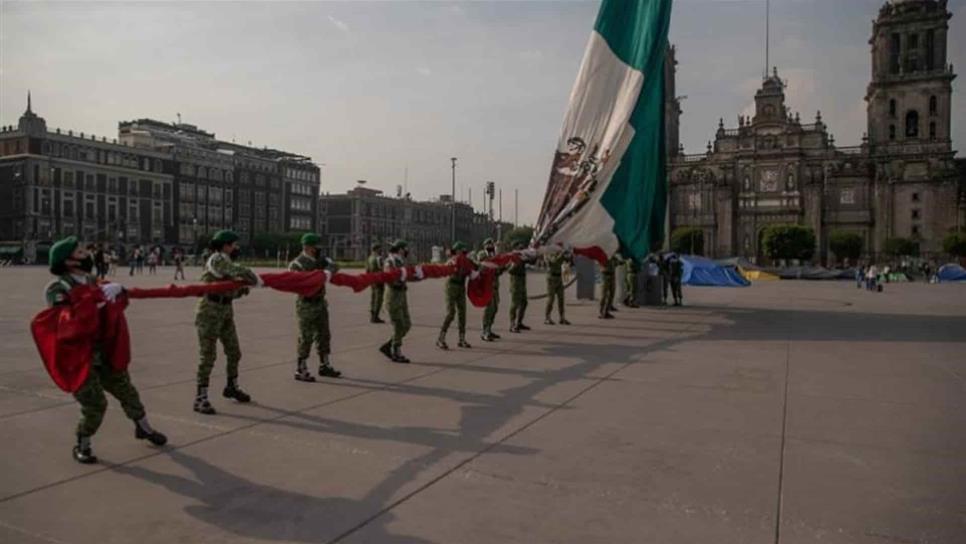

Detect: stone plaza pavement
[0,266,964,544]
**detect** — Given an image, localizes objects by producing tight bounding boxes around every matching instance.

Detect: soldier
[544,249,572,325]
[379,240,414,363]
[44,236,167,464]
[477,238,504,342]
[437,241,474,350]
[289,233,342,382]
[598,254,618,319]
[659,253,671,306]
[366,242,386,323]
[623,255,640,308]
[507,241,531,333]
[193,230,261,415]
[669,254,684,306]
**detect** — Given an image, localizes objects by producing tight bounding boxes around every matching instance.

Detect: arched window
[905,110,919,138]
[743,177,751,191]
[889,125,896,141]
[929,96,937,116]
[889,99,896,117]
[786,173,796,191]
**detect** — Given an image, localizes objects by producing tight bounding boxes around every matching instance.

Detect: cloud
[416,66,432,76]
[327,15,349,33]
[519,49,544,62]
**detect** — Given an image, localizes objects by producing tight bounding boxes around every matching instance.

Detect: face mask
[77,256,95,273]
[229,249,241,261]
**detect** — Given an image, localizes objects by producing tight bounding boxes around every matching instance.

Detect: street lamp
[192,216,199,263]
[450,157,457,243]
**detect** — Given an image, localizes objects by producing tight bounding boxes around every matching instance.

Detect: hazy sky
[2,0,964,225]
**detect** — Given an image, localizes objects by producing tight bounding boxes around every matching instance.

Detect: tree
[501,226,534,249]
[251,232,305,256]
[942,232,966,258]
[762,225,816,262]
[670,227,704,255]
[828,230,864,263]
[882,237,919,257]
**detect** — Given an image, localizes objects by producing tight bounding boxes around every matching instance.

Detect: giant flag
[533,0,673,260]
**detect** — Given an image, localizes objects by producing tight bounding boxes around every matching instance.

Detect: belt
[206,294,233,305]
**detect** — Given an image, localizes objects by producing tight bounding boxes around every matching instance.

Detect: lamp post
[450,157,457,243]
[192,216,199,265]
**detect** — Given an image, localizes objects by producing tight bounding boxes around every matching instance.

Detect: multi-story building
[319,185,511,261]
[0,96,175,260]
[668,0,964,262]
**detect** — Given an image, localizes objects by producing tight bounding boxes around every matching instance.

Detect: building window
[911,209,920,220]
[890,33,901,74]
[911,225,920,236]
[929,96,937,116]
[905,110,919,138]
[840,189,855,205]
[889,99,896,118]
[912,192,920,202]
[929,122,936,140]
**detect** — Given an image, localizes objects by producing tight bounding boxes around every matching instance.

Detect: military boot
[73,435,97,464]
[134,417,168,446]
[436,332,449,350]
[559,318,572,325]
[295,358,316,382]
[518,322,531,331]
[457,335,472,349]
[391,345,410,364]
[490,330,502,340]
[379,341,394,360]
[319,355,342,378]
[223,378,252,403]
[193,385,217,415]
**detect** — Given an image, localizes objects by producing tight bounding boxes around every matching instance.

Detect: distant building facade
[0,101,320,258]
[319,185,512,262]
[668,0,964,262]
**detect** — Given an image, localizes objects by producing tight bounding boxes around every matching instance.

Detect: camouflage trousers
[296,297,331,360]
[386,287,411,348]
[624,274,638,305]
[545,276,565,320]
[441,282,467,336]
[195,299,242,387]
[74,350,146,437]
[508,275,527,326]
[599,276,616,315]
[482,279,500,330]
[671,278,683,303]
[370,284,385,320]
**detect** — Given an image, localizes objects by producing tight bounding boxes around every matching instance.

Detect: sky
[2,0,964,226]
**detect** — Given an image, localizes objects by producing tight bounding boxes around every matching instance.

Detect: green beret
[483,238,495,246]
[48,236,78,273]
[370,242,382,251]
[211,230,239,245]
[300,233,321,246]
[390,239,408,251]
[452,241,468,252]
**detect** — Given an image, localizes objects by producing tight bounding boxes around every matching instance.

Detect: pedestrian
[42,236,167,464]
[379,240,415,363]
[507,241,532,333]
[598,254,618,319]
[659,253,671,305]
[623,255,640,307]
[669,254,684,306]
[128,246,138,276]
[136,246,145,274]
[147,248,158,275]
[866,264,878,291]
[108,248,118,277]
[544,249,572,325]
[437,241,475,350]
[366,243,386,323]
[856,265,864,289]
[173,247,186,280]
[477,238,504,341]
[94,244,107,279]
[193,230,261,415]
[289,233,342,381]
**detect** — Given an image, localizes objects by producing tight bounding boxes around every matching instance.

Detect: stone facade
[669,0,963,263]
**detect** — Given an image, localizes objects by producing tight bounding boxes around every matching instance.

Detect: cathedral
[667,0,964,263]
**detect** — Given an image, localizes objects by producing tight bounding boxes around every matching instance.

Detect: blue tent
[681,255,750,287]
[937,263,966,283]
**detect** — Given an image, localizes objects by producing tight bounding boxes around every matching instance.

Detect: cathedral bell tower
[866,0,955,150]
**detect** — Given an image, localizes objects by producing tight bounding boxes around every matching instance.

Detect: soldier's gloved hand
[99,282,123,302]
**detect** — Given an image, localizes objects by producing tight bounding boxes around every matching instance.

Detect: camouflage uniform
[439,253,472,348]
[623,257,640,307]
[507,258,528,332]
[477,246,504,341]
[46,274,147,438]
[669,258,684,306]
[289,250,340,380]
[381,248,412,362]
[194,250,258,412]
[366,249,385,323]
[544,252,570,324]
[599,256,617,318]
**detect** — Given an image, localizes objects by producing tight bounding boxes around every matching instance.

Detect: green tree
[670,227,704,255]
[501,226,534,249]
[828,230,864,262]
[882,237,919,257]
[942,232,966,258]
[762,225,816,262]
[251,232,305,257]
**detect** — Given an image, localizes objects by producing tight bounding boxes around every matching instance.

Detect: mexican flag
[533,0,673,261]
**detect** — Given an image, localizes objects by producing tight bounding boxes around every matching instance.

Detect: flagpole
[765,0,770,78]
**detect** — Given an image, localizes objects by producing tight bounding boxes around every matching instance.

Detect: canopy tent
[742,268,780,281]
[681,255,750,287]
[937,263,966,283]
